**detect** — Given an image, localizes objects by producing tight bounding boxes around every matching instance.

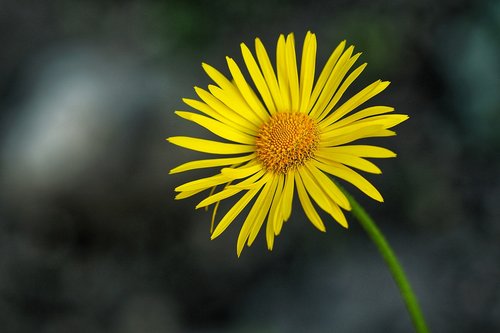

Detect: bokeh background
[0,0,499,332]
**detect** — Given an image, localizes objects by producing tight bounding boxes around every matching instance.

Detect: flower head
[168,32,408,256]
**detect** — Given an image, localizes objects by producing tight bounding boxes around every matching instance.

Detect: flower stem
[344,190,430,333]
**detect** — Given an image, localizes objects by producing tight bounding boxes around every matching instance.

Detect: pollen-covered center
[256,112,320,174]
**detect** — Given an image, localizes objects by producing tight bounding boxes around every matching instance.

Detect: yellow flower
[168,31,408,256]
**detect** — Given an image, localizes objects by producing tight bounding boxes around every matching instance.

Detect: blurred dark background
[0,0,499,332]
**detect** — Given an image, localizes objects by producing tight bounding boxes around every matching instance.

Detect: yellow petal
[316,149,382,174]
[313,159,384,202]
[194,86,259,132]
[299,166,347,226]
[320,80,391,129]
[169,154,255,174]
[285,33,300,112]
[211,186,261,239]
[197,171,268,208]
[319,125,392,147]
[295,171,326,232]
[327,199,348,228]
[319,145,396,158]
[317,62,367,122]
[305,162,350,209]
[321,115,404,142]
[199,188,239,210]
[344,114,409,130]
[255,38,284,112]
[280,171,295,222]
[183,97,257,136]
[299,32,317,113]
[226,56,269,121]
[175,111,256,144]
[265,203,275,251]
[221,163,262,179]
[276,34,291,111]
[309,47,358,118]
[315,150,382,174]
[268,173,285,235]
[210,189,224,232]
[241,42,276,114]
[237,175,277,256]
[248,175,279,247]
[175,173,231,193]
[205,185,219,213]
[168,136,255,155]
[260,175,281,250]
[298,166,332,214]
[321,120,387,141]
[226,170,269,190]
[174,188,205,200]
[325,106,395,130]
[207,84,262,127]
[308,40,346,112]
[202,62,235,92]
[320,125,383,146]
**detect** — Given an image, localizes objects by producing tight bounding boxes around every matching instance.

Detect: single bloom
[168,31,408,256]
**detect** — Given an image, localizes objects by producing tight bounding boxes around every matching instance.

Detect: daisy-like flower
[168,31,408,256]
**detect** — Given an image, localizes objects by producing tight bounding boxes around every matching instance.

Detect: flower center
[256,112,319,174]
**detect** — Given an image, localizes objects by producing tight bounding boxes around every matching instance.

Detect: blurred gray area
[0,0,499,332]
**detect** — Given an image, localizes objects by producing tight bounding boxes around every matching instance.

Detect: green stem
[344,190,430,333]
